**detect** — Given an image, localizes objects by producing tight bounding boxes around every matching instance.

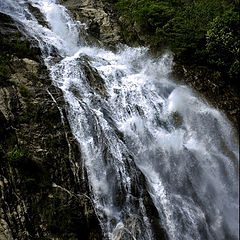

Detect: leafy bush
[114,0,239,83]
[164,0,225,63]
[206,8,239,83]
[116,0,180,33]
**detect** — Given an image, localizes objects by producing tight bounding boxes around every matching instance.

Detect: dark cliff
[0,13,102,240]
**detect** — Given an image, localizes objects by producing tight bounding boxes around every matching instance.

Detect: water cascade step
[0,1,238,239]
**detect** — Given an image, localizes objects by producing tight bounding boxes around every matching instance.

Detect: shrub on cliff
[114,0,239,82]
[164,0,224,64]
[206,8,239,84]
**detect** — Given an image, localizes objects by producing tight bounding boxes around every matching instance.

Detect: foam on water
[0,1,238,239]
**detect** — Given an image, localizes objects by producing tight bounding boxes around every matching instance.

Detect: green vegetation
[206,9,239,83]
[6,145,29,165]
[112,0,239,85]
[4,146,79,239]
[18,101,36,123]
[19,85,32,101]
[35,196,79,239]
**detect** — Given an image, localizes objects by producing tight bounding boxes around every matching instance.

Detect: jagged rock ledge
[61,0,123,50]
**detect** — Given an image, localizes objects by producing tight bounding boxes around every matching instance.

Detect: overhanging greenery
[111,0,239,85]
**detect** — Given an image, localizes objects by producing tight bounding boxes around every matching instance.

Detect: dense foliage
[112,0,239,84]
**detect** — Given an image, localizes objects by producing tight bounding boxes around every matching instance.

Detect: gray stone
[62,0,123,48]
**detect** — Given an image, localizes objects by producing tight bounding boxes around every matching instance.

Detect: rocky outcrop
[61,0,123,49]
[0,13,102,240]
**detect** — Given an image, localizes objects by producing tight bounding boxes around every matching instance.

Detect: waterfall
[1,1,239,239]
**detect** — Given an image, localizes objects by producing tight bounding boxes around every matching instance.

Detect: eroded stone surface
[62,0,123,48]
[0,13,102,240]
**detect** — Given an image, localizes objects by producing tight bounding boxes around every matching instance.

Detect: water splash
[0,1,238,239]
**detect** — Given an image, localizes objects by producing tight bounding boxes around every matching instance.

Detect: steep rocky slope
[0,13,102,240]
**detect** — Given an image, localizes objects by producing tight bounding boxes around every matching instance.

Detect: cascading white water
[1,1,239,239]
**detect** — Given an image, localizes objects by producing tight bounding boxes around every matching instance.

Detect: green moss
[31,193,102,240]
[6,145,28,165]
[17,89,38,123]
[0,32,39,60]
[19,85,32,102]
[5,145,52,193]
[37,108,60,126]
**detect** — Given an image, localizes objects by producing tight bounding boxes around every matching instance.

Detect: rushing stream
[0,1,239,239]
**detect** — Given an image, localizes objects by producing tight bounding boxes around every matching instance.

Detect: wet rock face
[0,13,102,240]
[171,65,240,130]
[0,13,14,35]
[61,0,123,49]
[27,3,48,27]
